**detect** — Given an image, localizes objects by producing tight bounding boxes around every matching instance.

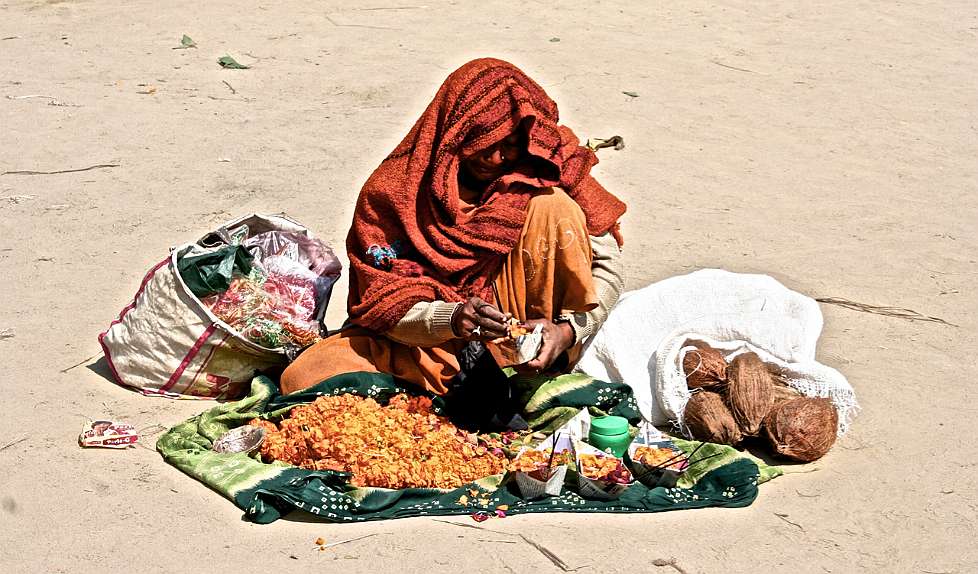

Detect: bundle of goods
[508,448,576,475]
[626,422,695,488]
[508,411,637,501]
[100,214,341,399]
[247,394,509,489]
[180,227,340,351]
[681,340,838,462]
[578,453,633,484]
[508,429,636,500]
[202,268,321,349]
[631,446,687,470]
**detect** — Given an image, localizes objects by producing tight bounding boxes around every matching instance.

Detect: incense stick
[684,451,725,467]
[546,431,568,474]
[653,441,707,471]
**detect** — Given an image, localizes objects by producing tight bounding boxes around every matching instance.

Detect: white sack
[575,269,857,434]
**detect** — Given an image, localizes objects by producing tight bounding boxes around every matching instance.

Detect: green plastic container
[588,416,631,457]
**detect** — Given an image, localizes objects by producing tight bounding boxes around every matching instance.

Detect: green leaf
[218,55,249,70]
[622,91,639,98]
[180,34,196,48]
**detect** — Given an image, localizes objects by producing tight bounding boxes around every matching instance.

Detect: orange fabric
[494,188,597,322]
[278,328,465,396]
[280,190,597,396]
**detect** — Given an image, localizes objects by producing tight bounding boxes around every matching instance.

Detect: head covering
[347,58,627,331]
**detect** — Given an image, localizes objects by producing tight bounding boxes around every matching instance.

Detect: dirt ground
[1,1,975,572]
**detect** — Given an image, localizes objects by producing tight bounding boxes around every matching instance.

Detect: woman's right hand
[452,297,510,340]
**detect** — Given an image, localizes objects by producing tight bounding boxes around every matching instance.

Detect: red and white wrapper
[79,420,139,449]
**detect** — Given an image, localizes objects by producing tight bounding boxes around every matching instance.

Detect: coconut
[683,391,742,446]
[764,397,838,462]
[726,352,774,436]
[682,340,727,389]
[770,384,803,410]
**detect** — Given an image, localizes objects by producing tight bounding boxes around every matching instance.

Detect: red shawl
[347,58,627,332]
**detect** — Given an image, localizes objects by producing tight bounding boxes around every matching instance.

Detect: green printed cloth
[157,372,781,523]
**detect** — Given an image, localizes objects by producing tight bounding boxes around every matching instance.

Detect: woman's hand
[518,318,575,374]
[452,297,510,340]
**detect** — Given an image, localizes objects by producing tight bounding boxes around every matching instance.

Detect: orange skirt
[280,188,598,395]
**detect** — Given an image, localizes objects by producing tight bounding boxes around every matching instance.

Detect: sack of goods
[576,269,859,464]
[99,213,341,400]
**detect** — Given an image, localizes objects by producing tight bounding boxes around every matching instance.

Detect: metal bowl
[212,425,266,454]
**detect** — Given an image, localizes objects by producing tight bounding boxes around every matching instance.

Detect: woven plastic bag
[98,214,341,399]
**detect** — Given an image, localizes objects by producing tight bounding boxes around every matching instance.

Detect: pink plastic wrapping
[202,230,342,349]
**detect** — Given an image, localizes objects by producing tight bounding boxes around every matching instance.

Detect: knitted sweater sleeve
[383,300,461,347]
[564,232,625,344]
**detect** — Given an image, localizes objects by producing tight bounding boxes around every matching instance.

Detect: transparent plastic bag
[198,231,342,350]
[202,268,322,349]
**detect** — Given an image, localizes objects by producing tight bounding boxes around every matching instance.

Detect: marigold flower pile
[247,394,508,489]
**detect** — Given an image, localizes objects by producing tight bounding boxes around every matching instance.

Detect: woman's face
[461,129,526,183]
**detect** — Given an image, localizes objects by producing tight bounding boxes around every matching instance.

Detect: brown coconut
[682,340,728,389]
[770,384,803,410]
[764,397,838,462]
[683,391,742,446]
[726,352,775,436]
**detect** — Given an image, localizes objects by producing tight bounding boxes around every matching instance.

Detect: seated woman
[281,58,627,397]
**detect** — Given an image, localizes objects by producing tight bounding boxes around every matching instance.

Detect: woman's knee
[527,188,583,218]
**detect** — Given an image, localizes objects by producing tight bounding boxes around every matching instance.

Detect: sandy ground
[1,0,975,572]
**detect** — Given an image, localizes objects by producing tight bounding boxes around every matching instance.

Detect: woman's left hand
[519,318,575,374]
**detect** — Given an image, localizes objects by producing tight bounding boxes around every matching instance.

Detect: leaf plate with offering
[509,432,576,499]
[574,441,634,500]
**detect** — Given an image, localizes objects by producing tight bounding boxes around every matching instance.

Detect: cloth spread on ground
[575,268,858,433]
[157,372,781,524]
[346,57,626,332]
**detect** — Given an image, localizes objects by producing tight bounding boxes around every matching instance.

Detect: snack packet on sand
[78,420,139,449]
